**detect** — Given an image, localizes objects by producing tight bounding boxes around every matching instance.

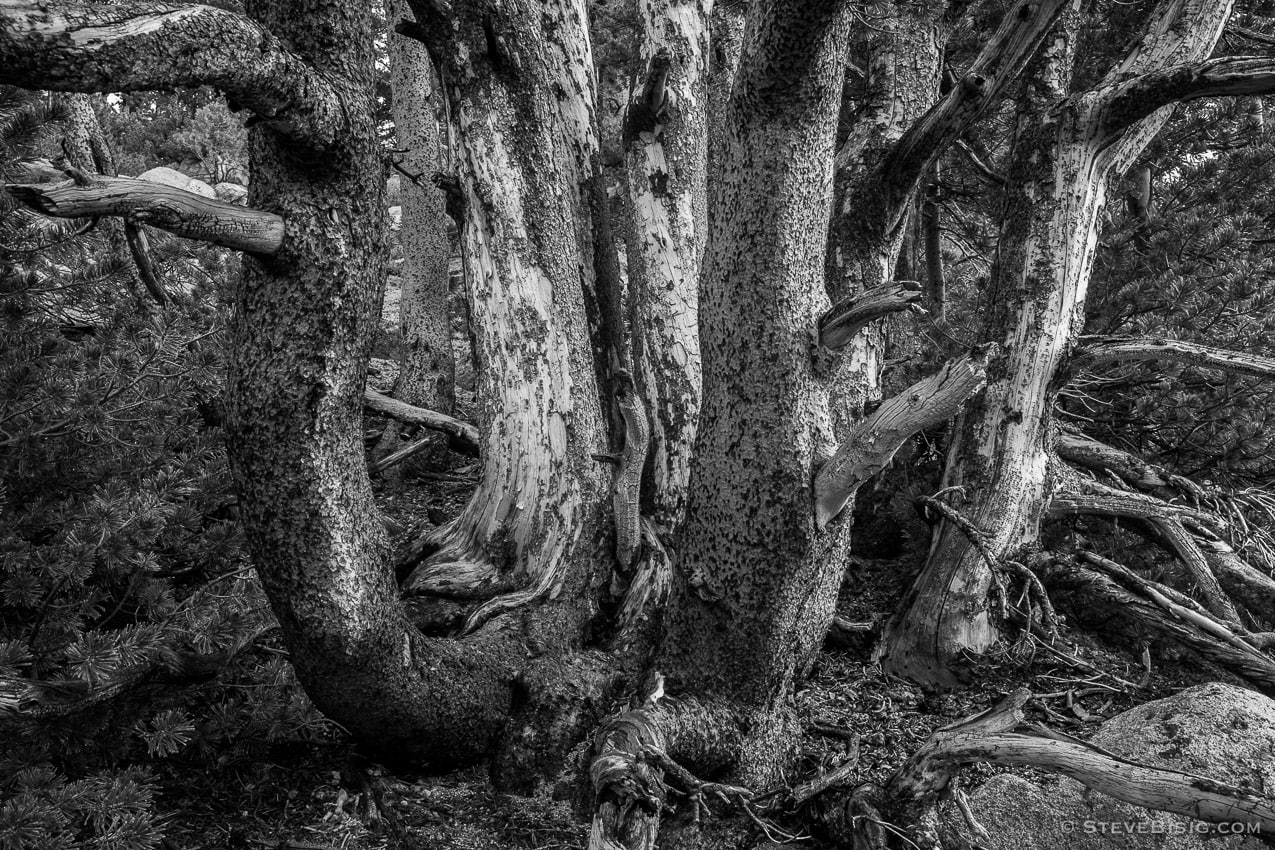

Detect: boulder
[214,182,248,205]
[949,682,1275,849]
[136,166,216,198]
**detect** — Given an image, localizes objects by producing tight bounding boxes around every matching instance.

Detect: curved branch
[817,280,923,349]
[8,168,285,254]
[0,2,346,148]
[889,687,1275,830]
[1074,335,1275,379]
[1098,56,1275,140]
[814,347,990,528]
[879,0,1069,192]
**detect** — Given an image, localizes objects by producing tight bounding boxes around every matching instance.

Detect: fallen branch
[363,387,479,455]
[1042,556,1275,694]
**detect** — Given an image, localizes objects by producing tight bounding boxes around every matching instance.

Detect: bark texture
[882,0,1242,686]
[656,0,855,787]
[400,0,610,634]
[388,0,454,414]
[624,0,711,533]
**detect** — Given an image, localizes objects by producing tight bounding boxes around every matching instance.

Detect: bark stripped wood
[7,169,285,255]
[1073,336,1275,378]
[588,696,745,850]
[363,387,479,454]
[876,0,1070,212]
[883,0,1242,687]
[1050,477,1240,626]
[814,349,990,529]
[884,688,1275,836]
[398,1,610,640]
[1055,429,1200,503]
[624,0,711,533]
[59,93,167,304]
[921,182,945,322]
[816,280,924,350]
[1043,557,1275,694]
[611,372,650,571]
[0,2,346,149]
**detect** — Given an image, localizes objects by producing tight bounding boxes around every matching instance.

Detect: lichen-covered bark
[656,1,854,787]
[388,0,454,414]
[0,1,346,148]
[624,0,711,532]
[882,0,1238,686]
[400,0,609,632]
[225,0,521,768]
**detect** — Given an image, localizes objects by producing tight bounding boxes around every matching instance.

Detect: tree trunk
[882,0,1239,687]
[656,2,855,786]
[623,0,711,532]
[399,0,611,633]
[388,0,454,415]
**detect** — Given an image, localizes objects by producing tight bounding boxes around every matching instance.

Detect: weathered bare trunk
[623,0,710,533]
[399,0,610,630]
[882,0,1240,686]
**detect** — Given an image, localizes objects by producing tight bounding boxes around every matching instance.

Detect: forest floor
[150,446,1232,850]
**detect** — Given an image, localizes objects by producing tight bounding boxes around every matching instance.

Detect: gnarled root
[1040,553,1275,694]
[813,689,1275,849]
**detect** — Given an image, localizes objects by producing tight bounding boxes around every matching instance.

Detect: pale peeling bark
[400,0,609,633]
[624,0,710,532]
[8,167,284,254]
[0,2,346,148]
[814,349,989,528]
[882,0,1240,686]
[656,1,855,788]
[388,0,454,414]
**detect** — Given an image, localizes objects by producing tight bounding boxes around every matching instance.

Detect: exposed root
[816,689,1275,849]
[917,494,1059,640]
[1041,553,1275,694]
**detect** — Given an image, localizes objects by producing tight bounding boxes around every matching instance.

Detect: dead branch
[1097,56,1275,139]
[1073,335,1275,380]
[1042,556,1275,694]
[817,280,924,350]
[363,387,479,455]
[814,348,990,528]
[8,168,285,255]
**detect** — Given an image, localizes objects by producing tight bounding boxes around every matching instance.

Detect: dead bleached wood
[363,387,479,455]
[818,280,924,349]
[889,688,1275,832]
[1044,556,1275,694]
[1074,336,1275,379]
[8,169,285,254]
[814,348,990,528]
